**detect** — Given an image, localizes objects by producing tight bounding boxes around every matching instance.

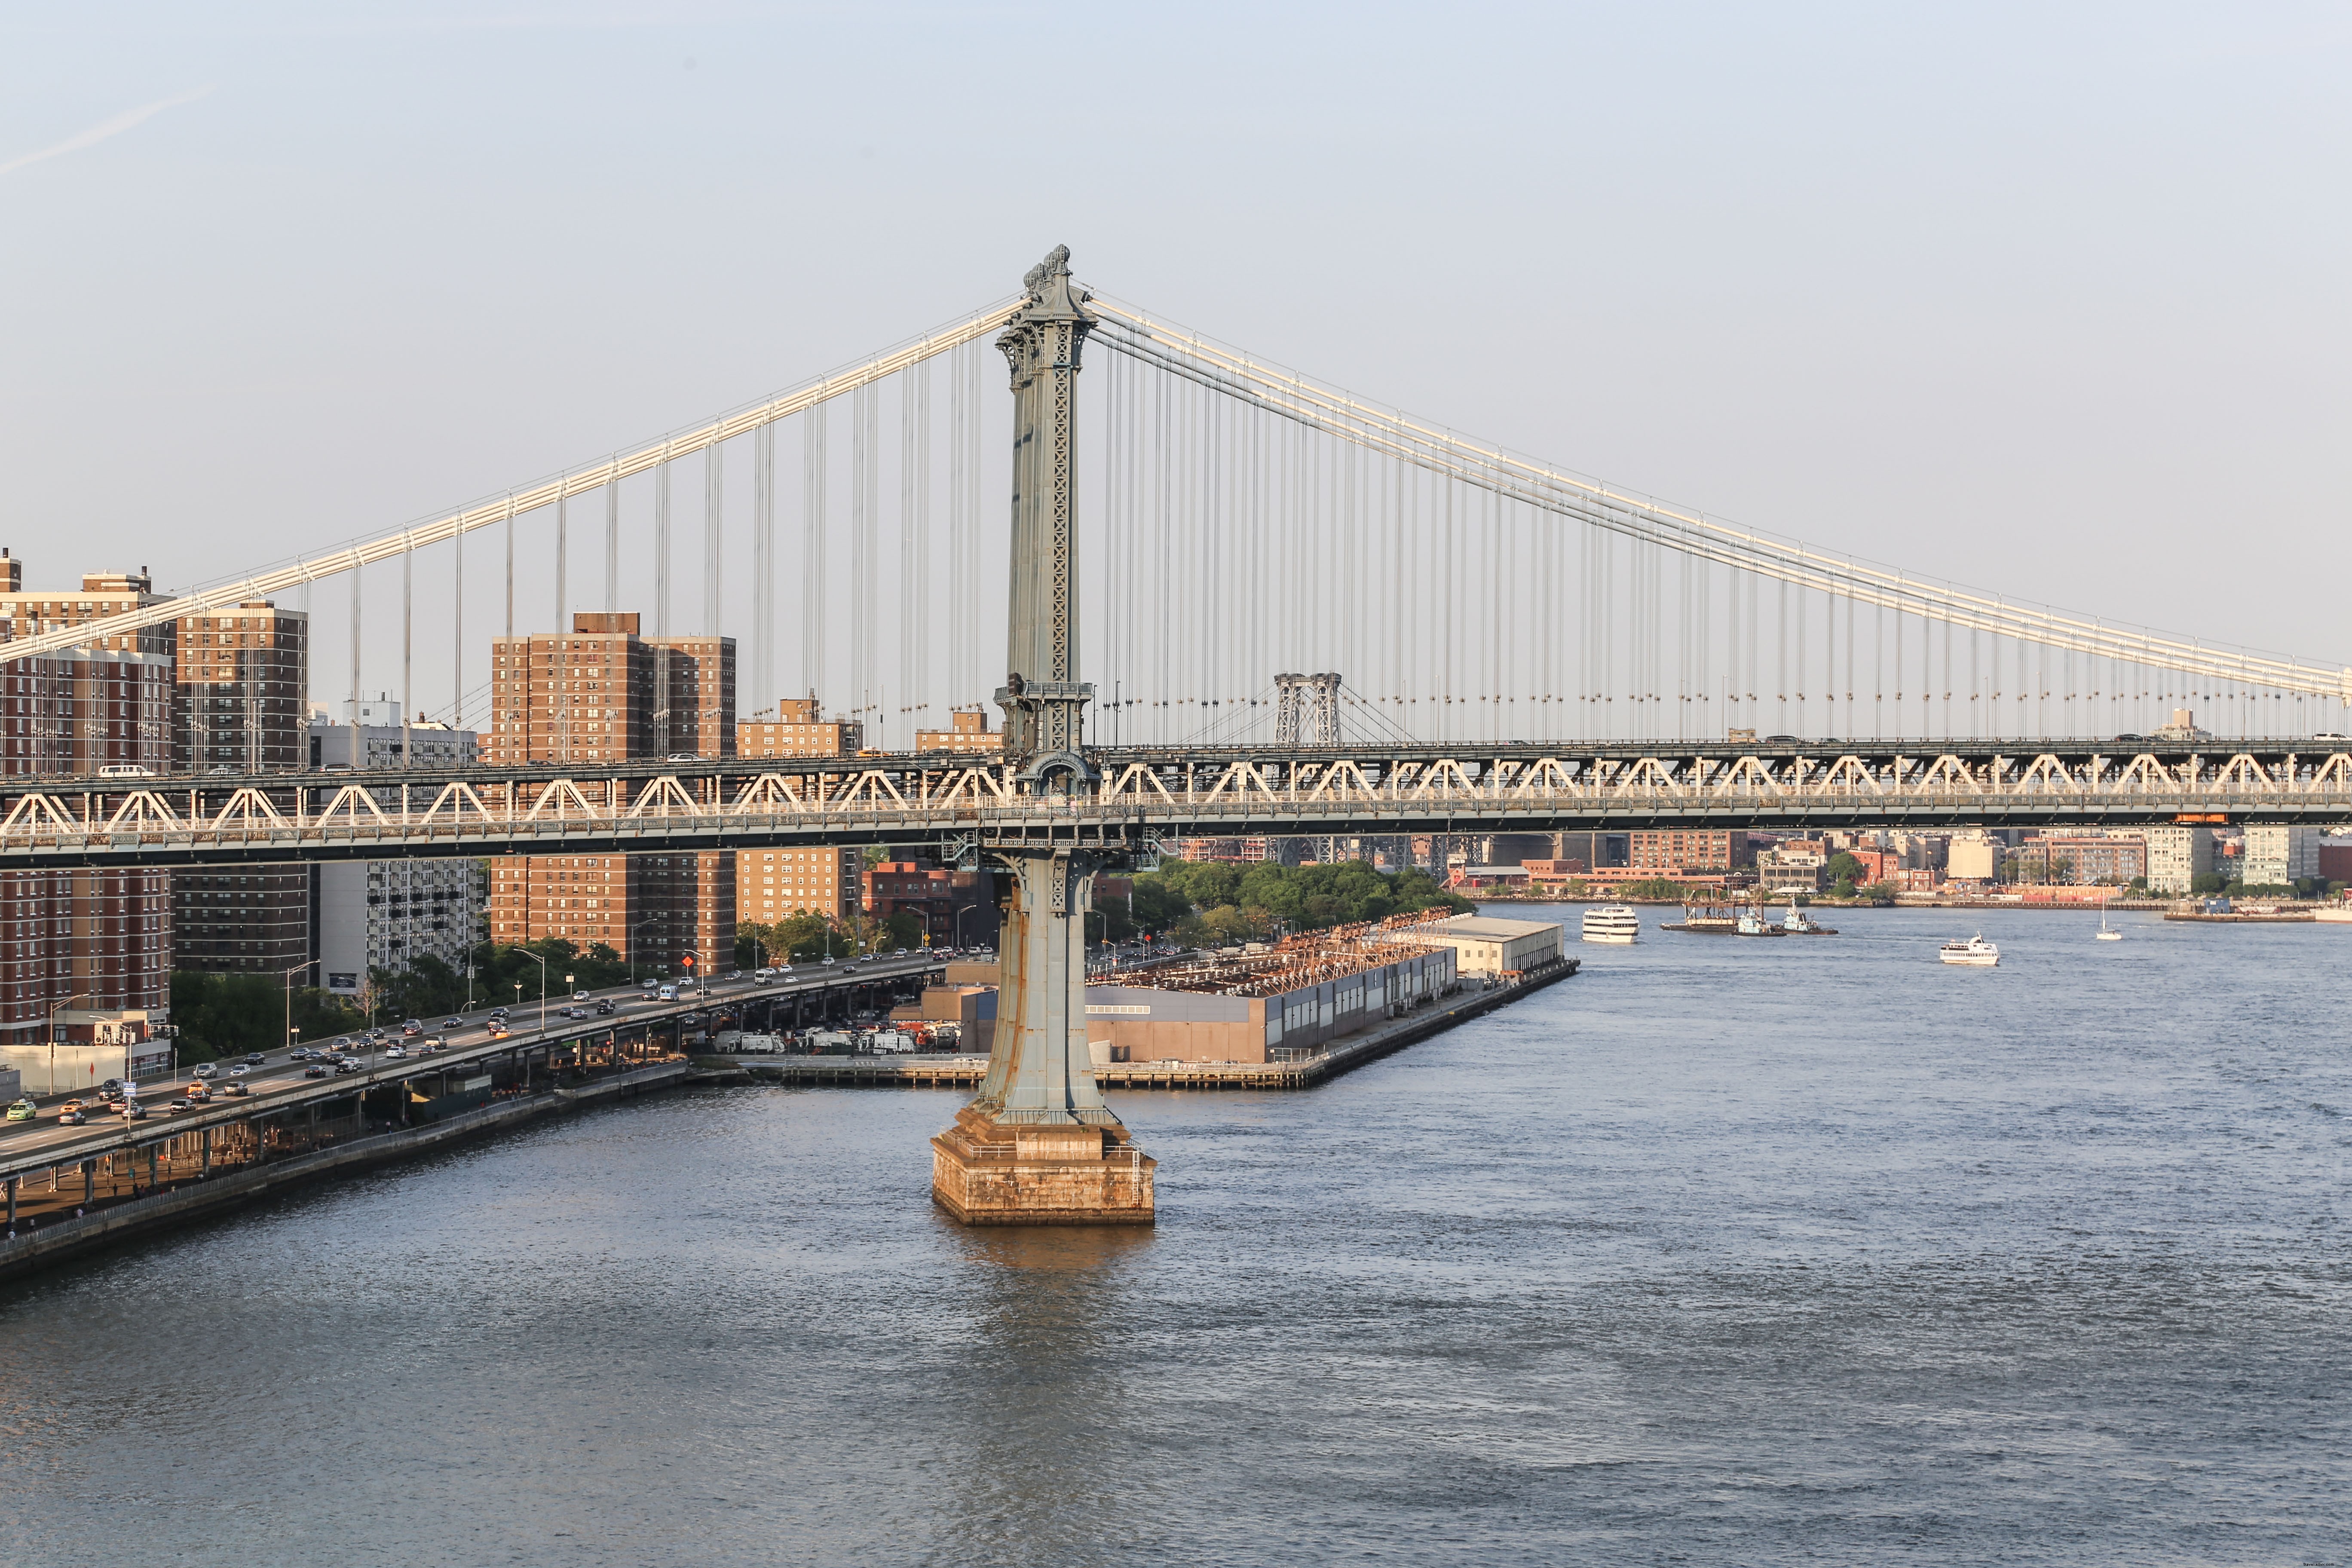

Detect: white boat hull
[1581,933,1637,945]
[1940,952,2000,966]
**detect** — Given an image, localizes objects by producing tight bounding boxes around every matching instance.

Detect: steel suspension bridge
[2,242,2347,877]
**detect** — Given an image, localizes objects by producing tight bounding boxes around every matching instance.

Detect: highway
[0,950,956,1181]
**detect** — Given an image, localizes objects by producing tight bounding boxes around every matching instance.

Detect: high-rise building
[170,598,310,976]
[739,696,863,759]
[175,600,307,772]
[486,613,736,975]
[0,552,177,1042]
[309,713,483,998]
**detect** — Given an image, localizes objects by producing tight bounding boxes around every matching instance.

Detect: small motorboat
[1939,933,2000,966]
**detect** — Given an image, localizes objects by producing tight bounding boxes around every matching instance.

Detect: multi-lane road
[0,950,956,1180]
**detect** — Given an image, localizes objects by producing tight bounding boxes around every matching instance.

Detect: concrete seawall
[0,1060,693,1286]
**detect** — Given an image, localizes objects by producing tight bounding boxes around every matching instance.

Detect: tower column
[930,247,1153,1225]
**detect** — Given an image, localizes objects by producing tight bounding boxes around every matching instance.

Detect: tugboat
[1939,933,2000,966]
[1780,894,1837,936]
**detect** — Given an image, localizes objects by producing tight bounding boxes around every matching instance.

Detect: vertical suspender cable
[705,442,723,640]
[805,407,825,703]
[753,421,773,718]
[348,556,362,770]
[555,489,568,637]
[603,473,618,615]
[504,495,515,641]
[452,518,464,730]
[655,452,671,754]
[401,535,412,769]
[915,358,931,726]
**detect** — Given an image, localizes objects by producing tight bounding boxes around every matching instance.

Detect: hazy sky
[3,3,2347,724]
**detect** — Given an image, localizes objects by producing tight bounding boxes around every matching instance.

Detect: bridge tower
[929,246,1155,1225]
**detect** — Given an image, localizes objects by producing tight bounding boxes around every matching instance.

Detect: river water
[1,905,2346,1566]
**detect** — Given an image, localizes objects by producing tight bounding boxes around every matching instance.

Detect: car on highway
[558,1008,581,1020]
[401,1020,424,1036]
[243,1052,266,1066]
[594,1000,615,1016]
[228,1064,248,1076]
[442,1018,464,1029]
[572,990,590,1001]
[223,1081,249,1097]
[58,1106,87,1124]
[304,1063,328,1079]
[487,1024,510,1040]
[384,1044,408,1060]
[754,968,775,983]
[6,1099,34,1122]
[334,1060,360,1075]
[193,1063,219,1079]
[123,1102,147,1120]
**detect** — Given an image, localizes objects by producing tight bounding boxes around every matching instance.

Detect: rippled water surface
[2,905,2347,1566]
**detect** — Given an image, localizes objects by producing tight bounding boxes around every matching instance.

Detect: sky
[2,2,2347,731]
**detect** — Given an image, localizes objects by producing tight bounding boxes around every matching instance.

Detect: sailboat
[2096,892,2123,941]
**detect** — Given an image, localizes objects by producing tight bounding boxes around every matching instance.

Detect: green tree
[1823,851,1865,885]
[172,971,363,1060]
[2190,871,2226,895]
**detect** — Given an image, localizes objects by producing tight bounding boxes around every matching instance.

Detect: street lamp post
[510,947,548,1035]
[629,918,663,983]
[278,961,310,1060]
[46,993,92,1098]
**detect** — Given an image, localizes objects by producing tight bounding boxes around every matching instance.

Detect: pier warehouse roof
[1381,914,1564,977]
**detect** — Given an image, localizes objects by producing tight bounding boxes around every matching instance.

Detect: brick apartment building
[486,613,736,976]
[738,696,863,759]
[171,597,310,974]
[0,552,178,1041]
[914,709,1002,754]
[737,845,862,928]
[1627,829,1756,875]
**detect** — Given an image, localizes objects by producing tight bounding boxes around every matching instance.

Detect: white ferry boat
[1581,906,1641,944]
[1939,933,2000,966]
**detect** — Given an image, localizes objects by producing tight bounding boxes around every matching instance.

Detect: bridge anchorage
[930,247,1156,1227]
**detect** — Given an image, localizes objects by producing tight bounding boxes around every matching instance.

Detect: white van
[97,764,156,778]
[657,984,677,1001]
[753,968,775,983]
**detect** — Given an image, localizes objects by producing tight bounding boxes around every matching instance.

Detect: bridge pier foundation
[931,849,1153,1225]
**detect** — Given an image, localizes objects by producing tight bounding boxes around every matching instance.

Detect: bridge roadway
[0,950,946,1188]
[3,736,2351,869]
